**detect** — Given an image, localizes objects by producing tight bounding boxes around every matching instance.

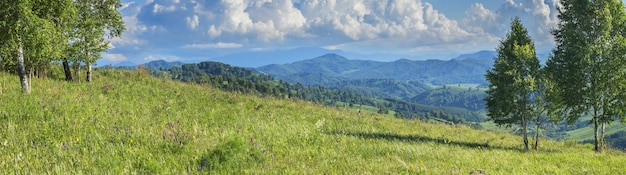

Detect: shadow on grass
[326,130,524,152]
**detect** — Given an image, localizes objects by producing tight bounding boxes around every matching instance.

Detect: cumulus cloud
[186,15,199,30]
[110,0,562,64]
[125,0,475,48]
[182,42,243,49]
[462,0,559,46]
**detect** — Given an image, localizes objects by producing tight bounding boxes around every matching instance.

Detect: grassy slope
[0,69,625,174]
[567,123,626,141]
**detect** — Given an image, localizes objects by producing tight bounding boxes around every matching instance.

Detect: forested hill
[256,53,494,86]
[410,86,488,111]
[140,60,184,70]
[268,72,431,100]
[150,61,486,123]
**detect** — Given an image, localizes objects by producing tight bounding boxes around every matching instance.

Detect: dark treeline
[150,61,484,125]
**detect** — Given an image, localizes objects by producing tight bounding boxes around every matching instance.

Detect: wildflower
[76,137,80,142]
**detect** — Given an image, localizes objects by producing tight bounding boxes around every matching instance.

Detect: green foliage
[546,0,626,152]
[377,106,389,114]
[0,0,64,93]
[486,17,542,150]
[0,69,625,173]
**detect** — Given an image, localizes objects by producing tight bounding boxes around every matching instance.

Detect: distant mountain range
[208,47,422,68]
[255,53,495,86]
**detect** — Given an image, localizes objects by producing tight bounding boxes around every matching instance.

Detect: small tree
[485,17,541,151]
[71,0,125,82]
[377,106,389,114]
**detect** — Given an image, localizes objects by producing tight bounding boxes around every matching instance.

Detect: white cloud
[463,3,499,34]
[462,0,559,47]
[204,0,308,41]
[186,15,199,30]
[153,3,176,13]
[102,53,127,61]
[182,42,243,49]
[110,0,563,64]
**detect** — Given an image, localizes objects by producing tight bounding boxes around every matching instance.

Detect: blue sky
[101,0,626,65]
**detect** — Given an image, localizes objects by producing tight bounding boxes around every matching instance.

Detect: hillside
[0,69,624,174]
[160,61,483,123]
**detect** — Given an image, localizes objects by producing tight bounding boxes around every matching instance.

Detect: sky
[101,0,626,66]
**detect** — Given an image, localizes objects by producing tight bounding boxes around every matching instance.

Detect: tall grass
[0,69,624,174]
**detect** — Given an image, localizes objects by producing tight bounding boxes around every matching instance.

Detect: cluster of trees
[161,61,377,106]
[486,0,626,152]
[0,0,125,94]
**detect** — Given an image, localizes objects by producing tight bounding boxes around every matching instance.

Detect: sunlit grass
[0,69,624,174]
[567,123,626,141]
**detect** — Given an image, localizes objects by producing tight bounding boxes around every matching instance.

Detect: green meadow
[0,69,625,174]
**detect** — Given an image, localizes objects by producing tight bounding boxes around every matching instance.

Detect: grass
[1,69,625,174]
[479,121,513,132]
[567,123,626,141]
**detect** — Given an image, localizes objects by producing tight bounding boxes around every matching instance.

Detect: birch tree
[486,17,541,151]
[546,0,626,152]
[71,0,124,82]
[0,0,59,93]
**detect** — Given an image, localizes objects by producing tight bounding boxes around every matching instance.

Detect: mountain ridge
[256,52,494,86]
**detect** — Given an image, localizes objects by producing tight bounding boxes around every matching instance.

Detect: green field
[567,123,626,141]
[1,69,625,174]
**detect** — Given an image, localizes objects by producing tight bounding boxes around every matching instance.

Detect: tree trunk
[522,116,529,151]
[86,63,92,82]
[17,40,30,94]
[74,62,80,83]
[593,108,601,152]
[601,122,606,151]
[27,67,34,87]
[534,120,540,151]
[85,48,92,82]
[63,58,73,81]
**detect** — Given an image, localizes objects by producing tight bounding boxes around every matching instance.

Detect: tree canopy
[546,0,626,152]
[486,17,541,150]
